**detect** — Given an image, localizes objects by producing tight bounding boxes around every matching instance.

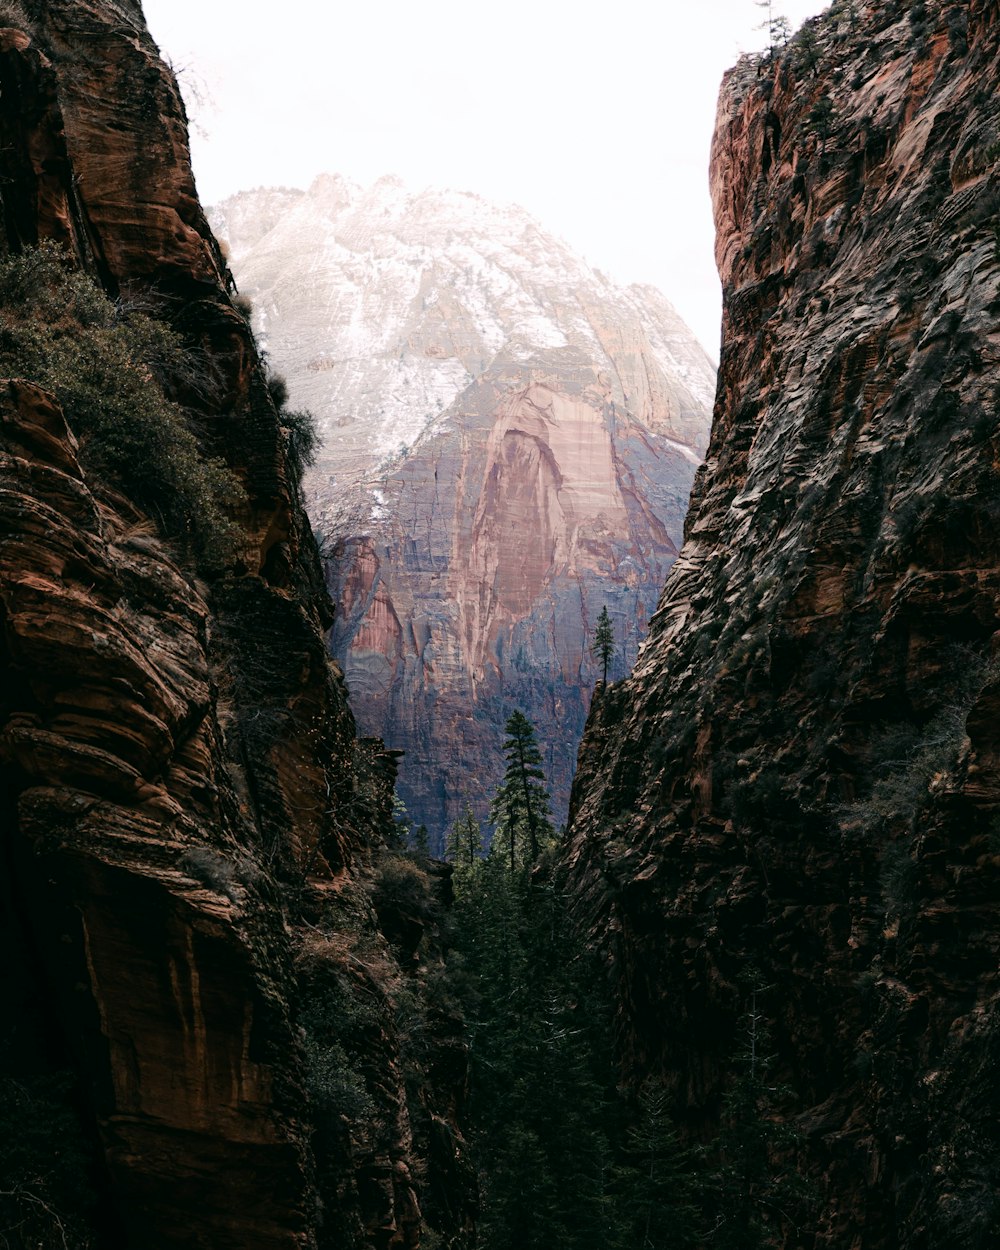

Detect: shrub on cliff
[263,366,319,487]
[371,853,439,923]
[280,408,319,484]
[0,245,245,570]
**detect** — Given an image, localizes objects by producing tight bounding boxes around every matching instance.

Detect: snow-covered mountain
[211,175,716,844]
[212,174,712,484]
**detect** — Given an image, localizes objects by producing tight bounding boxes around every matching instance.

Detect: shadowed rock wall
[0,5,472,1247]
[568,2,1000,1244]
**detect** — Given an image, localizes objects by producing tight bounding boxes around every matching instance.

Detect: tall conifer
[489,710,554,870]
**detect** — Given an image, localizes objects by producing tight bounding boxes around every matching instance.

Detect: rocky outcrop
[0,6,471,1247]
[1,376,321,1247]
[567,2,1000,1245]
[212,179,714,842]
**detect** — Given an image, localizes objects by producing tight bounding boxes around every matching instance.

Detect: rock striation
[211,179,715,841]
[0,5,471,1247]
[567,1,1000,1245]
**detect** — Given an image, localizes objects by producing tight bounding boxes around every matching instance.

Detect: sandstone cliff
[211,180,715,842]
[567,1,1000,1244]
[0,4,471,1246]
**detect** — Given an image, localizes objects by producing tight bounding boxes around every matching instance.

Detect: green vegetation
[300,975,378,1125]
[705,979,811,1248]
[845,648,999,918]
[294,709,817,1248]
[232,291,254,320]
[446,804,483,879]
[488,710,555,870]
[592,604,616,686]
[755,0,791,57]
[789,21,822,77]
[451,851,630,1250]
[613,1083,701,1249]
[439,717,810,1248]
[806,94,835,145]
[0,245,245,570]
[265,366,319,487]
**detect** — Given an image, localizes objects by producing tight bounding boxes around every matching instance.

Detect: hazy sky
[142,0,829,356]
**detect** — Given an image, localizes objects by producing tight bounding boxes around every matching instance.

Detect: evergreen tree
[592,605,616,686]
[388,791,410,850]
[807,94,835,149]
[445,713,705,1250]
[706,979,811,1248]
[451,862,623,1250]
[446,804,483,878]
[489,710,554,871]
[615,1082,701,1249]
[755,0,791,55]
[792,22,822,76]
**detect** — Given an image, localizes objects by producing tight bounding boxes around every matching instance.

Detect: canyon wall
[567,0,1000,1245]
[0,4,471,1246]
[212,181,714,842]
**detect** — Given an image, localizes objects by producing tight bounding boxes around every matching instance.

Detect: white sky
[142,0,829,357]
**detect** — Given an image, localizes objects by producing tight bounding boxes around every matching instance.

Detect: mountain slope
[212,177,715,839]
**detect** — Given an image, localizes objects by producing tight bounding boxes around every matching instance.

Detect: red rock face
[0,7,472,1248]
[327,356,694,842]
[0,373,318,1246]
[568,2,1000,1245]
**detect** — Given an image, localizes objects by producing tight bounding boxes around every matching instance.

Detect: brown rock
[0,6,473,1248]
[568,3,1000,1245]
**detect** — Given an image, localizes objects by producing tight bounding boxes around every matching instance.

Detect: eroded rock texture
[0,6,471,1247]
[212,179,714,842]
[568,2,1000,1245]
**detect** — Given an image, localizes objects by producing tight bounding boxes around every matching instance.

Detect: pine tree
[792,22,822,76]
[615,1082,701,1249]
[452,861,622,1250]
[489,710,554,871]
[707,979,812,1248]
[592,605,615,686]
[388,791,410,850]
[446,804,483,877]
[409,823,431,855]
[447,716,706,1250]
[755,0,791,56]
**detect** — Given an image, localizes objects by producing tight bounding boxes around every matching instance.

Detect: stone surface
[0,7,472,1247]
[212,179,715,842]
[567,2,1000,1245]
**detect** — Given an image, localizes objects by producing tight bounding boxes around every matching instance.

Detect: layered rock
[0,6,471,1247]
[568,2,1000,1245]
[212,179,714,841]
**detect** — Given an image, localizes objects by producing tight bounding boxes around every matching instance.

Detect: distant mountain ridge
[211,175,715,842]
